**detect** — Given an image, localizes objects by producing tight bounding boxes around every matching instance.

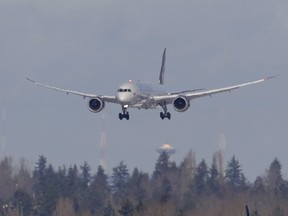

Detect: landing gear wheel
[119,105,130,120]
[119,112,129,120]
[160,111,171,120]
[159,102,171,120]
[167,112,171,120]
[160,112,165,119]
[119,113,123,120]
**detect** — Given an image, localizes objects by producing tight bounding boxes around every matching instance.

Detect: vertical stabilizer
[159,48,166,85]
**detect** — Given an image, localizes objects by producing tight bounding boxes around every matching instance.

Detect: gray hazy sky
[0,0,287,181]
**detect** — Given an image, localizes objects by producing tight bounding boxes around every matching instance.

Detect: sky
[0,0,287,181]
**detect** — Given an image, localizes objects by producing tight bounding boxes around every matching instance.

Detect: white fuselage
[116,81,168,109]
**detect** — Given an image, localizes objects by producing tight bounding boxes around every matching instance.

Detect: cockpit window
[118,88,132,93]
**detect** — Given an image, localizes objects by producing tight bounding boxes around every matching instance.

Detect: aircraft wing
[153,75,277,104]
[26,77,117,103]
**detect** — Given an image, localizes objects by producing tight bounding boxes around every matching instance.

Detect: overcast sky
[0,0,287,181]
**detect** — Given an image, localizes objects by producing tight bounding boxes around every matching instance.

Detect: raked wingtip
[265,74,279,80]
[26,77,36,83]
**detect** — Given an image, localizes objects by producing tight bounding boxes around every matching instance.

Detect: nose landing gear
[119,112,129,120]
[119,105,130,120]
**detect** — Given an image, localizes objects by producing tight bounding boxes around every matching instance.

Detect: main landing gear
[159,102,171,120]
[119,106,129,120]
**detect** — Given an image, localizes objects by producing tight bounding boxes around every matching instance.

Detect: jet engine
[88,98,105,113]
[173,96,190,112]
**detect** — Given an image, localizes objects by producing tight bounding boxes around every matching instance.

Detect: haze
[0,0,287,181]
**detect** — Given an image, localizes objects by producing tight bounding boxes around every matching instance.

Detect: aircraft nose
[116,93,131,104]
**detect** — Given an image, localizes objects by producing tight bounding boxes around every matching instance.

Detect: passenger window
[128,89,131,92]
[124,89,127,92]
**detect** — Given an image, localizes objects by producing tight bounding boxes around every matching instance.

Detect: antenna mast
[99,112,107,170]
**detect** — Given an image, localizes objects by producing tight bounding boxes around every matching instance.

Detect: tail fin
[159,48,166,85]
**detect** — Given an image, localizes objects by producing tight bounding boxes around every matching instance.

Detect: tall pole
[99,111,107,170]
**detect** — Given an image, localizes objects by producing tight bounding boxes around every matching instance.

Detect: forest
[0,150,288,216]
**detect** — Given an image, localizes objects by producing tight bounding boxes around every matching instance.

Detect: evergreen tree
[111,161,129,202]
[128,168,149,209]
[80,161,91,189]
[266,158,283,195]
[33,155,47,177]
[225,155,246,192]
[15,158,33,193]
[33,158,59,216]
[33,156,49,215]
[89,166,110,214]
[41,164,59,216]
[33,155,47,197]
[251,176,265,195]
[2,151,288,215]
[66,165,79,198]
[153,151,170,178]
[194,159,209,195]
[279,180,288,200]
[160,178,172,203]
[266,158,288,199]
[77,161,93,213]
[207,163,221,196]
[94,165,108,187]
[92,165,110,199]
[0,156,15,200]
[12,188,33,216]
[56,166,68,198]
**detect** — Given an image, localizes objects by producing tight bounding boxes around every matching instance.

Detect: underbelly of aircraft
[130,103,158,109]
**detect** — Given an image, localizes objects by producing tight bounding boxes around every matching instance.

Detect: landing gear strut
[119,106,129,120]
[159,102,171,120]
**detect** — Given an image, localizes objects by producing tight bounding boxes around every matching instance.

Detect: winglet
[159,48,166,85]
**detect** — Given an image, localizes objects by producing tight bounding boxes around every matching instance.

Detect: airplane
[27,49,277,120]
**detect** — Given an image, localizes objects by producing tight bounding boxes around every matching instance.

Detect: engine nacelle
[88,98,105,113]
[173,96,190,112]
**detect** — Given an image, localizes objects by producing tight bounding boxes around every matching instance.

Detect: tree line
[0,150,288,216]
